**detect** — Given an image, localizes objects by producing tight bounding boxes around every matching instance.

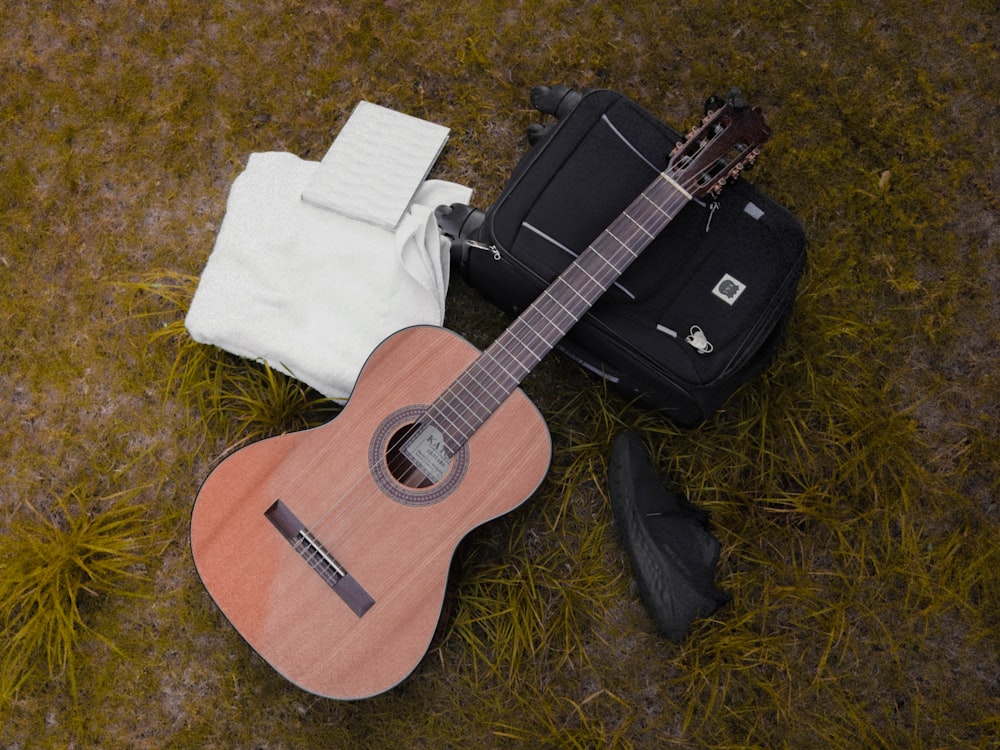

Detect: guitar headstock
[667,88,770,198]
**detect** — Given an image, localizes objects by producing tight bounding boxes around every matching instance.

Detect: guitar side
[190,325,551,700]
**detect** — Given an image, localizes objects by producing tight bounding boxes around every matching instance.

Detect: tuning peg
[704,94,726,115]
[726,87,747,110]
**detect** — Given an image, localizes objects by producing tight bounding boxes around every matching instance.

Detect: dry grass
[2,0,997,747]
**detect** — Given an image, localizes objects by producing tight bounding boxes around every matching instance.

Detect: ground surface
[1,1,997,748]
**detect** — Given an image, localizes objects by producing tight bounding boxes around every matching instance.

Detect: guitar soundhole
[369,406,468,507]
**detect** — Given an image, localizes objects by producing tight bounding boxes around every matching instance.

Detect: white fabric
[301,101,451,229]
[185,151,472,399]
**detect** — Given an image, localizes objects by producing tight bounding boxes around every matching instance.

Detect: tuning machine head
[705,87,748,115]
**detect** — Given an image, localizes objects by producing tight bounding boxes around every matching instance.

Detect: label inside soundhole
[370,406,468,507]
[400,422,449,484]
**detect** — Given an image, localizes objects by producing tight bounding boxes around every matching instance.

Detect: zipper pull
[705,201,720,232]
[685,325,714,354]
[467,239,501,261]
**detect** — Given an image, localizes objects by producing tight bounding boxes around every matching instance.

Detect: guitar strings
[303,181,696,547]
[296,161,710,551]
[301,179,697,548]
[288,105,737,535]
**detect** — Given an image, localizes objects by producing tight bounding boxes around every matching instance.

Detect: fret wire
[556,260,612,307]
[496,330,539,374]
[455,372,506,418]
[502,299,570,359]
[544,253,619,320]
[571,250,625,302]
[439,382,485,422]
[531,293,584,340]
[510,296,583,348]
[603,228,635,255]
[572,252,613,289]
[539,304,576,337]
[430,389,495,449]
[493,316,557,382]
[609,211,658,247]
[535,290,584,334]
[469,358,520,417]
[607,229,645,255]
[622,210,656,237]
[502,337,548,376]
[440,382,493,427]
[589,244,627,277]
[458,359,506,400]
[440,345,527,441]
[433,393,496,448]
[536,280,580,318]
[547,270,593,306]
[425,399,477,438]
[474,352,519,394]
[436,366,498,417]
[639,191,674,220]
[439,361,508,418]
[455,371,503,415]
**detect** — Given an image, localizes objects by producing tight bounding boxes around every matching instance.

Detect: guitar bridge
[265,499,375,617]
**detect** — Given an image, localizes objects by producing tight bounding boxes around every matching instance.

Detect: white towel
[185,151,472,399]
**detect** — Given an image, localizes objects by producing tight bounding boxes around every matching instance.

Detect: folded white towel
[302,101,451,229]
[185,151,472,399]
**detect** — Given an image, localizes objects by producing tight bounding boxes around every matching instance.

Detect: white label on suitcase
[712,273,747,305]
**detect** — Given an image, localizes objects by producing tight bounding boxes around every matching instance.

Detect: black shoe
[608,431,730,641]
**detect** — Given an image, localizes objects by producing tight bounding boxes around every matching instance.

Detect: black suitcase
[437,86,807,427]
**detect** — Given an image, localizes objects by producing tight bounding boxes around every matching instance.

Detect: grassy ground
[2,0,997,747]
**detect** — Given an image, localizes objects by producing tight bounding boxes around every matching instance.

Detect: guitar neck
[427,172,693,454]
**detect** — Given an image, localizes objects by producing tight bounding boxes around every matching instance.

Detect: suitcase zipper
[465,239,501,261]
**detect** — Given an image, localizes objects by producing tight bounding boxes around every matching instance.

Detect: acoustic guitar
[190,92,770,699]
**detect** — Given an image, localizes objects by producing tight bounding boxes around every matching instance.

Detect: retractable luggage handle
[434,203,488,275]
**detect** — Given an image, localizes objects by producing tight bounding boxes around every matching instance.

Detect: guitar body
[190,325,551,699]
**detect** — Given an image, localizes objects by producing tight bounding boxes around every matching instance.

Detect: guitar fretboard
[425,171,693,455]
